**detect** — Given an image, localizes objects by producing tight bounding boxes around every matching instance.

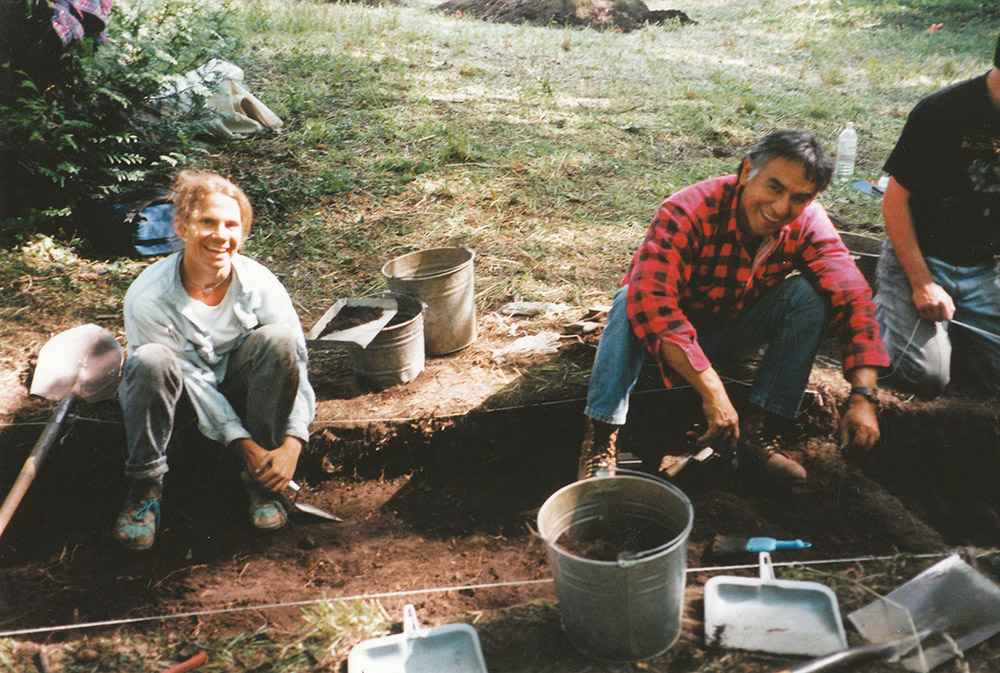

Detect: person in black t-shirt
[875,34,1000,398]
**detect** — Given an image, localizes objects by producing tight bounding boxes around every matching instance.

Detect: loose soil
[318,305,386,338]
[0,313,998,672]
[435,0,696,33]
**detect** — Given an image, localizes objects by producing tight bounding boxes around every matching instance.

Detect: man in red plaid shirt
[580,130,889,484]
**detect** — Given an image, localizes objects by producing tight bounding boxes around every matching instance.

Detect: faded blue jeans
[875,241,1000,398]
[119,324,301,481]
[584,275,831,425]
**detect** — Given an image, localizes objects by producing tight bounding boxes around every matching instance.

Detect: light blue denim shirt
[123,252,315,447]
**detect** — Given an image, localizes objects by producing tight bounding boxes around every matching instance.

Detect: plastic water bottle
[835,122,857,181]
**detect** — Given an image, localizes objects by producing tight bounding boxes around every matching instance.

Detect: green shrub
[0,0,241,245]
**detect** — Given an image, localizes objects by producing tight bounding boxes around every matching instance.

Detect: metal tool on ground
[704,551,848,657]
[848,553,1000,671]
[660,446,717,478]
[712,535,811,557]
[0,324,124,541]
[347,603,488,673]
[286,481,343,522]
[772,630,932,673]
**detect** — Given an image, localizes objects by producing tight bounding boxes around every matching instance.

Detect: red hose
[161,650,207,673]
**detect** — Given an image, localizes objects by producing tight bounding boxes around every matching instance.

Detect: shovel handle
[0,394,77,540]
[774,639,907,673]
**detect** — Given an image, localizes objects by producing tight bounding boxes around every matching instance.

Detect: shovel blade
[847,554,1000,671]
[29,324,124,402]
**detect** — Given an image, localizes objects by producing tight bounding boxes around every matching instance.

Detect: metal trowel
[287,481,343,522]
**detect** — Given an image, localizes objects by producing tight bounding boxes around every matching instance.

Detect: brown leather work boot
[577,418,619,480]
[739,436,808,484]
[738,406,807,484]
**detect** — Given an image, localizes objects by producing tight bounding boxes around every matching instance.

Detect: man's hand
[232,436,302,492]
[840,397,880,454]
[912,282,955,323]
[698,393,740,455]
[658,341,740,455]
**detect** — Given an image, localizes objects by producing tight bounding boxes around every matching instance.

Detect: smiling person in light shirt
[114,170,315,552]
[578,130,889,485]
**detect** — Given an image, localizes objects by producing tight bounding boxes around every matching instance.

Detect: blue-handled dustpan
[347,604,487,673]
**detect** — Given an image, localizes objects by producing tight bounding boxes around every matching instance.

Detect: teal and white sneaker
[240,470,288,531]
[114,479,163,552]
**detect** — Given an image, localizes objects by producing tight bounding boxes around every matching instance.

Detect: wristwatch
[850,386,879,405]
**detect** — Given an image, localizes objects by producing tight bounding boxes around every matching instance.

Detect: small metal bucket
[349,293,425,389]
[381,247,476,356]
[537,471,694,663]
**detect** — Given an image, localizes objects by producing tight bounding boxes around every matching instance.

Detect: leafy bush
[0,0,241,245]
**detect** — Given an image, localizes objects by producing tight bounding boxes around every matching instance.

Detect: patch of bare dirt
[0,312,998,671]
[435,0,696,32]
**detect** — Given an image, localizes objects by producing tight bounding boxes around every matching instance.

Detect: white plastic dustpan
[347,604,488,673]
[704,551,847,657]
[306,297,397,350]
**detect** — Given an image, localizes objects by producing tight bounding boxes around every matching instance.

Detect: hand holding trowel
[659,426,721,478]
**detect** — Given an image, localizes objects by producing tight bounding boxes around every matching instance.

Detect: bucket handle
[586,467,693,565]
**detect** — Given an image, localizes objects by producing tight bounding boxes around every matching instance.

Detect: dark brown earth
[435,0,696,33]
[0,309,998,672]
[318,305,386,337]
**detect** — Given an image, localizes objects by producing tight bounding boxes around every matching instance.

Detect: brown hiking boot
[577,418,619,480]
[737,406,807,484]
[738,436,807,484]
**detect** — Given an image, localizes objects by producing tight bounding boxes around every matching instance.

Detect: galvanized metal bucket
[381,247,476,356]
[537,471,694,663]
[349,293,425,389]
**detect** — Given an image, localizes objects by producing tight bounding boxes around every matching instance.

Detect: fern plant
[0,0,241,245]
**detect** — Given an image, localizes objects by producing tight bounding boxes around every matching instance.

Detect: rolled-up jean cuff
[124,458,169,481]
[582,407,627,426]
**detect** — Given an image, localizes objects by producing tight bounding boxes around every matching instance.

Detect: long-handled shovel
[0,324,124,541]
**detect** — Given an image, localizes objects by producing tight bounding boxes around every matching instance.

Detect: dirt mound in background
[435,0,696,32]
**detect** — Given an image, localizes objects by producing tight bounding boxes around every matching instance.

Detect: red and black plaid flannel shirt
[51,0,114,47]
[624,174,889,386]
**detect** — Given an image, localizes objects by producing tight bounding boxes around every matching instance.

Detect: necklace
[179,259,231,295]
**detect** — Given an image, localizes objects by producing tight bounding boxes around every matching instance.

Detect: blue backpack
[85,189,184,258]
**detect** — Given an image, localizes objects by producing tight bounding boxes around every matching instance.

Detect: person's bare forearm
[882,177,955,321]
[882,177,933,289]
[659,341,739,451]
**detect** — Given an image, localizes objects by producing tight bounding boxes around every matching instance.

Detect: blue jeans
[584,275,830,425]
[875,241,1000,397]
[119,324,301,480]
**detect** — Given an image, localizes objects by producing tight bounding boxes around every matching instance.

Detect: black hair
[743,130,835,191]
[994,32,999,68]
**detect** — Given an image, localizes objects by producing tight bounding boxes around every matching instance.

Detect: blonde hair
[170,169,253,236]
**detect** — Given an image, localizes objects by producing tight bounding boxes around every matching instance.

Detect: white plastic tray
[348,605,488,673]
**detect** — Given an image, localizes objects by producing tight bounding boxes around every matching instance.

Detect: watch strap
[850,386,878,404]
